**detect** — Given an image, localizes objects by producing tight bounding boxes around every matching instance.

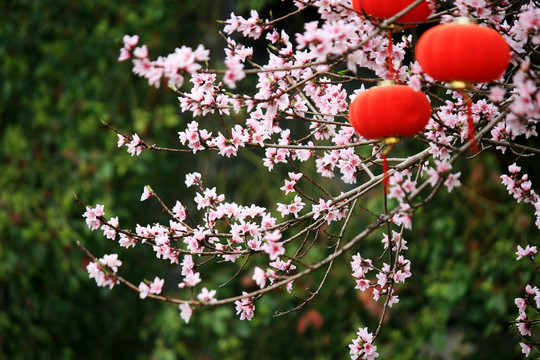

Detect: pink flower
[387,292,399,308]
[372,287,381,302]
[264,230,281,242]
[102,253,122,272]
[376,272,388,287]
[138,282,150,299]
[116,134,127,147]
[182,272,201,287]
[86,253,122,290]
[252,266,267,288]
[520,343,532,357]
[262,240,285,261]
[122,34,139,50]
[517,313,532,336]
[435,160,452,173]
[93,205,105,217]
[312,199,331,220]
[185,172,202,187]
[133,45,148,59]
[235,292,255,321]
[86,262,101,280]
[388,185,405,202]
[118,47,131,61]
[289,172,302,181]
[247,238,261,251]
[194,192,211,209]
[509,163,521,174]
[194,187,224,210]
[223,56,246,89]
[266,30,279,43]
[426,168,440,187]
[444,172,461,192]
[280,179,296,195]
[172,201,187,221]
[355,278,370,292]
[127,134,144,156]
[489,86,506,103]
[83,204,105,231]
[223,12,241,34]
[535,291,540,308]
[197,287,217,304]
[149,277,164,295]
[525,284,538,296]
[179,303,192,324]
[351,253,372,279]
[349,327,379,360]
[516,245,537,260]
[381,231,408,252]
[140,185,152,201]
[118,233,136,248]
[101,216,119,240]
[276,202,290,217]
[286,281,293,293]
[224,10,265,39]
[270,258,296,272]
[181,255,194,276]
[288,196,305,217]
[515,297,527,313]
[394,270,408,283]
[260,214,276,230]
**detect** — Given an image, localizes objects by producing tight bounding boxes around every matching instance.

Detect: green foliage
[0,0,228,358]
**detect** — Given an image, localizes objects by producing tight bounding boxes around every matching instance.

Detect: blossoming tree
[80,0,540,358]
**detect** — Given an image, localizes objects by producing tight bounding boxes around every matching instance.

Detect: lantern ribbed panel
[415,23,511,83]
[353,0,433,23]
[348,85,432,140]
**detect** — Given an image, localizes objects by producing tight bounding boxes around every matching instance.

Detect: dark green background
[1,0,536,358]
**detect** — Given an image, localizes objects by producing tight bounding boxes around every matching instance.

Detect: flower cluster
[349,327,379,360]
[312,198,348,225]
[501,163,540,229]
[138,276,164,299]
[117,133,145,156]
[235,292,256,321]
[506,62,540,139]
[82,204,104,231]
[516,245,537,261]
[514,284,540,357]
[351,231,411,308]
[119,34,209,88]
[223,10,268,40]
[86,253,123,289]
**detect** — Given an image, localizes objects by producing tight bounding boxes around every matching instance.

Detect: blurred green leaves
[0,0,224,358]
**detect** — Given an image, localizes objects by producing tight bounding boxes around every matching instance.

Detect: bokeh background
[1,1,538,359]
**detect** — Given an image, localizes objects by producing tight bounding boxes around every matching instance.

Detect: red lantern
[415,18,511,85]
[349,82,432,140]
[348,82,432,191]
[415,18,511,151]
[353,0,434,81]
[352,0,433,24]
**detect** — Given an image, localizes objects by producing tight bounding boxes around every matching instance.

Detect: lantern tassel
[387,30,396,82]
[382,137,399,194]
[459,89,478,152]
[466,97,478,152]
[382,152,389,194]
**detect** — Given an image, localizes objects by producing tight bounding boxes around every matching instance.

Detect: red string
[383,152,389,194]
[387,30,395,82]
[461,90,478,152]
